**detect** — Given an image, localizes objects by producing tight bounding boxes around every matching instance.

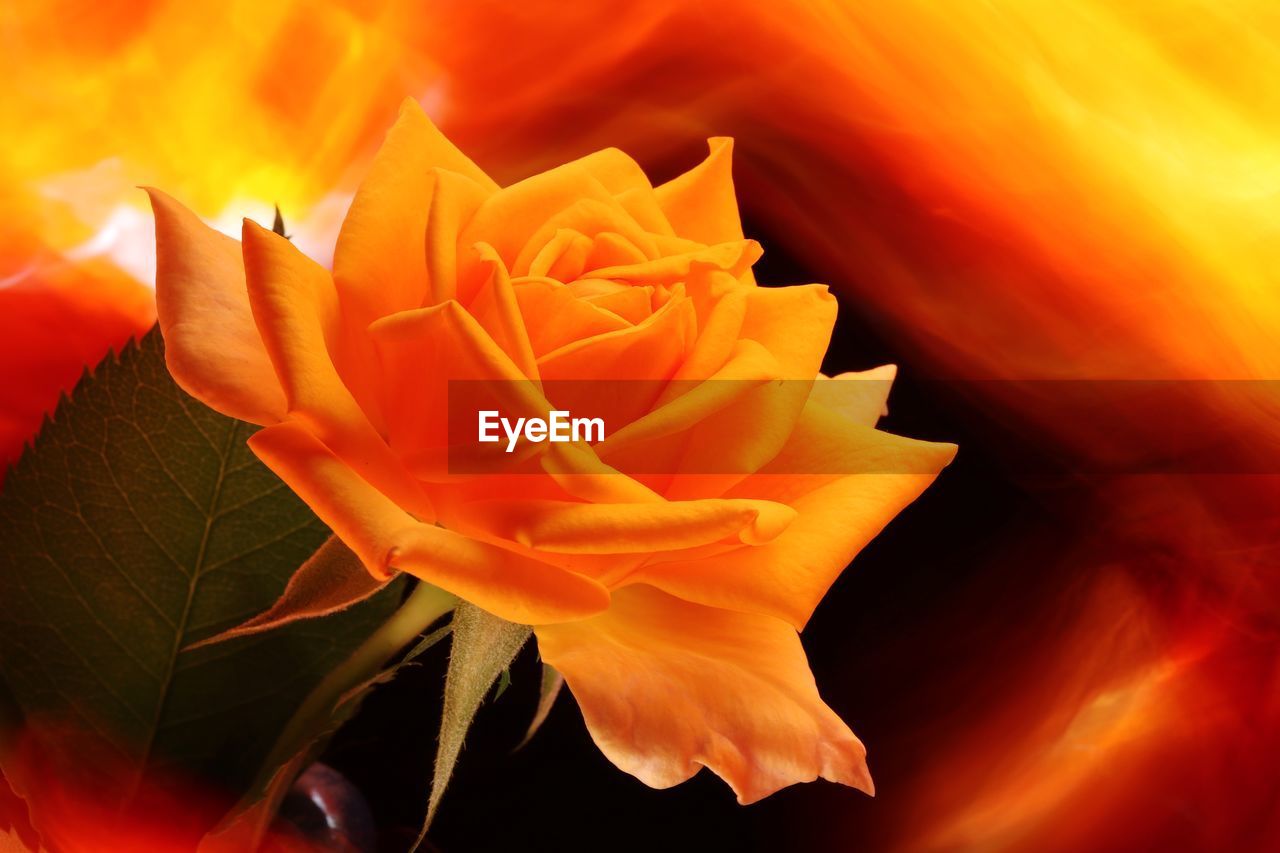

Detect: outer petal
[146,188,285,424]
[654,138,745,245]
[248,421,609,625]
[329,102,495,427]
[812,365,897,426]
[334,99,497,325]
[241,221,433,520]
[740,283,837,378]
[369,300,552,477]
[627,400,957,628]
[646,284,838,499]
[536,585,873,803]
[454,497,795,553]
[571,147,655,197]
[241,220,341,409]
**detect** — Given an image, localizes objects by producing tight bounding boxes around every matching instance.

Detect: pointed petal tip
[143,185,194,224]
[239,215,289,250]
[932,441,960,468]
[836,738,876,797]
[143,188,208,241]
[859,768,877,797]
[728,736,874,804]
[140,184,168,204]
[869,363,898,380]
[145,185,290,425]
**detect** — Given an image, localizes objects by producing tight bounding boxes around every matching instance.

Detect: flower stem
[225,579,456,852]
[268,579,457,768]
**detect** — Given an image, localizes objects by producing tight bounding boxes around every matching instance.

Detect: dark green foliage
[0,328,400,827]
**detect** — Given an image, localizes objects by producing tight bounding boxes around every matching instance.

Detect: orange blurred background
[2,0,1277,850]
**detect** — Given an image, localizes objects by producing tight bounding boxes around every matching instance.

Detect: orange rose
[147,99,954,802]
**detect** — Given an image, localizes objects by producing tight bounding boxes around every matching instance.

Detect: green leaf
[418,603,531,845]
[0,327,402,840]
[200,581,454,853]
[515,663,564,751]
[493,667,513,701]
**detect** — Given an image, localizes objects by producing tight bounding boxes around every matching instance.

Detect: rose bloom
[148,100,954,802]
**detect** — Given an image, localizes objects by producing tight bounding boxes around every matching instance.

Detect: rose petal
[241,220,434,520]
[512,277,630,356]
[146,188,285,425]
[630,284,837,498]
[425,168,492,305]
[664,287,748,387]
[596,338,779,460]
[330,102,494,431]
[572,147,656,197]
[466,245,540,380]
[812,365,897,426]
[614,185,675,236]
[455,497,796,554]
[368,300,551,477]
[576,284,653,325]
[740,283,837,378]
[537,295,696,383]
[510,198,657,278]
[526,229,595,281]
[629,400,957,628]
[241,220,341,406]
[334,99,496,327]
[536,585,873,803]
[578,338,782,502]
[463,149,656,278]
[583,231,650,271]
[588,240,761,285]
[655,137,745,246]
[249,420,609,625]
[539,442,665,505]
[536,296,697,431]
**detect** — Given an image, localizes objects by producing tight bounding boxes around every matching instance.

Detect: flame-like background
[2,1,1278,850]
